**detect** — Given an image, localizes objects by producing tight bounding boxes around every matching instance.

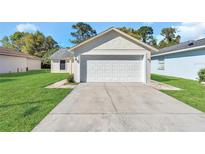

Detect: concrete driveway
[33,83,205,132]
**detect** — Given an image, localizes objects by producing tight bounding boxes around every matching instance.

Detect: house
[50,28,158,83]
[151,38,205,80]
[0,47,41,73]
[50,48,74,73]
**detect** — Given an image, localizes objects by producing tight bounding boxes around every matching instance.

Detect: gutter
[151,45,205,57]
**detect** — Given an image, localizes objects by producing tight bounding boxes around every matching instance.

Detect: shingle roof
[50,48,73,60]
[0,47,41,60]
[152,38,205,55]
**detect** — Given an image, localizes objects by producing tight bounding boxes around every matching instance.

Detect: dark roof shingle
[50,49,73,60]
[0,47,41,60]
[152,38,205,55]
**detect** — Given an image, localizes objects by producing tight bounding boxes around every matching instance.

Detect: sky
[1,22,205,48]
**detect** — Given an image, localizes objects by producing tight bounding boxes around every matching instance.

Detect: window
[158,58,165,70]
[60,60,66,70]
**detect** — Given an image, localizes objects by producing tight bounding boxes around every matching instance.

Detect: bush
[67,73,75,83]
[198,68,205,82]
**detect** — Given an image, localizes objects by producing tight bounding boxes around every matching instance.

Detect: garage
[51,28,158,83]
[81,55,145,82]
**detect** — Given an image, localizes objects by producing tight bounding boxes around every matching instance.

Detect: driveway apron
[33,83,205,132]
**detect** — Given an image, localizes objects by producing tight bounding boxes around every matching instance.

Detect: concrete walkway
[33,83,205,132]
[149,80,181,90]
[46,79,77,89]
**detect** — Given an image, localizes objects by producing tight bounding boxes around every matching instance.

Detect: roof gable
[95,32,144,50]
[69,28,158,52]
[50,49,73,60]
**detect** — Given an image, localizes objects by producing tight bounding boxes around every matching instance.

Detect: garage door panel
[87,59,145,82]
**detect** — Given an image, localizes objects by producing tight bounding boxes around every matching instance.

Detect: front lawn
[0,70,71,131]
[151,74,205,112]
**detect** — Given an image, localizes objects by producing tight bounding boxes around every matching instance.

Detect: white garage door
[87,59,145,82]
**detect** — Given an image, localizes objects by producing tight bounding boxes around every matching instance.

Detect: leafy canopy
[118,26,180,49]
[137,26,153,43]
[118,27,140,40]
[0,31,59,68]
[70,22,97,44]
[0,31,59,56]
[159,27,181,48]
[0,36,13,49]
[118,26,158,48]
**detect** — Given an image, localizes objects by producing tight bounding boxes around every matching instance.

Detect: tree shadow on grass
[22,106,40,117]
[155,77,177,82]
[0,70,49,78]
[0,78,16,83]
[0,99,53,109]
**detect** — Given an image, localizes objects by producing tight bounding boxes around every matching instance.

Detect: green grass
[151,74,205,112]
[0,70,71,131]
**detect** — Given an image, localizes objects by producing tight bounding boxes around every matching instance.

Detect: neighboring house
[151,38,205,80]
[50,28,158,83]
[0,47,41,73]
[50,49,74,73]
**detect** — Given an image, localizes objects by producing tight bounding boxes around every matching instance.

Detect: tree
[137,26,154,43]
[118,26,158,47]
[0,36,13,49]
[70,22,97,44]
[118,27,140,40]
[1,31,59,68]
[159,27,181,48]
[45,36,59,50]
[0,31,59,56]
[148,37,158,48]
[41,48,57,68]
[9,32,28,51]
[20,32,59,56]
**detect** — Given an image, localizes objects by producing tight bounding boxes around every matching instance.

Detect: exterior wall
[0,55,27,73]
[73,56,80,82]
[51,59,74,73]
[95,34,144,50]
[27,59,41,70]
[151,48,205,80]
[146,51,151,83]
[72,30,151,83]
[73,30,146,56]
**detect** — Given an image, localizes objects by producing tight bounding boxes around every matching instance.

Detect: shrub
[67,73,75,83]
[198,68,205,82]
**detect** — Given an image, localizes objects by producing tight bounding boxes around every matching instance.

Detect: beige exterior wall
[72,30,151,83]
[51,59,74,74]
[146,51,151,83]
[0,55,41,74]
[27,59,41,70]
[0,55,27,73]
[73,30,146,56]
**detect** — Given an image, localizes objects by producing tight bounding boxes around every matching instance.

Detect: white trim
[113,28,158,52]
[69,28,158,52]
[143,53,147,83]
[77,56,81,82]
[152,45,205,57]
[82,51,146,55]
